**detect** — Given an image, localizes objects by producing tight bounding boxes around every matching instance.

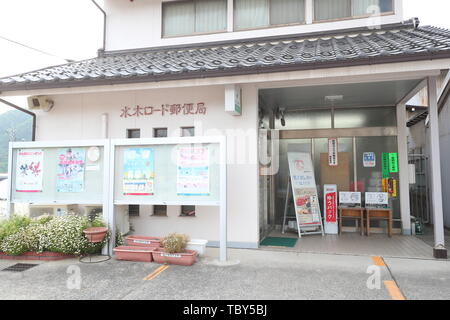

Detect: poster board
[114,143,220,205]
[287,152,323,237]
[11,145,105,204]
[320,152,350,192]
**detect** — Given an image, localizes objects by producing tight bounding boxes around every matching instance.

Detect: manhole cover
[2,263,38,272]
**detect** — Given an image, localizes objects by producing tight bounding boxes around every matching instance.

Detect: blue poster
[123,148,155,195]
[56,148,86,193]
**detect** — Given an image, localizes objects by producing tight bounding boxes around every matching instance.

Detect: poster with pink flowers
[16,149,44,192]
[56,148,86,193]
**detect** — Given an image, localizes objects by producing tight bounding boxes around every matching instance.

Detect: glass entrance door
[274,135,400,231]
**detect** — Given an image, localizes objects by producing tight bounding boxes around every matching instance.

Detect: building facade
[1,0,449,258]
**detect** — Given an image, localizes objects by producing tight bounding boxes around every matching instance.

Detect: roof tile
[2,23,450,91]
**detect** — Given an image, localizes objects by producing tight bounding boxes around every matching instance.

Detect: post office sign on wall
[225,84,242,116]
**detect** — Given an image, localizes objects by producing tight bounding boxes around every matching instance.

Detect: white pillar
[396,102,411,234]
[6,142,13,219]
[219,136,228,262]
[305,0,313,24]
[427,76,447,258]
[227,0,233,32]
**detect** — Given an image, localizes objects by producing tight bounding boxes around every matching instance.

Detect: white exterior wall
[439,99,450,228]
[34,84,260,248]
[104,0,404,52]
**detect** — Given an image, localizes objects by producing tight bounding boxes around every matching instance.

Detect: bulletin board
[10,146,104,204]
[320,152,350,192]
[113,143,221,205]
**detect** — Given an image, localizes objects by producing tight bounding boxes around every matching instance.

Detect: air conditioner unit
[27,95,54,111]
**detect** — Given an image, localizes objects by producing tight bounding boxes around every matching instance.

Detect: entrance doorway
[275,134,400,235]
[257,79,422,240]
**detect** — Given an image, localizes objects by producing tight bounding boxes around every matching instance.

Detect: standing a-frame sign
[287,152,324,237]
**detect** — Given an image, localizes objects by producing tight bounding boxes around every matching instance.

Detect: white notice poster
[16,149,44,193]
[177,147,210,196]
[287,152,322,237]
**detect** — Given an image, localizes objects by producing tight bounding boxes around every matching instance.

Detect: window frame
[126,128,141,139]
[181,126,195,137]
[233,0,307,32]
[128,204,140,217]
[153,127,168,138]
[153,205,168,217]
[312,0,395,24]
[161,0,228,38]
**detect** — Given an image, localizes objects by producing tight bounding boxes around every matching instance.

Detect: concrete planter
[125,235,162,248]
[152,248,197,266]
[113,246,153,262]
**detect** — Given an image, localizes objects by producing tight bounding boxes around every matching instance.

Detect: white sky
[0,0,449,113]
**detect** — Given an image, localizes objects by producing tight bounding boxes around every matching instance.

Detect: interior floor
[260,230,437,259]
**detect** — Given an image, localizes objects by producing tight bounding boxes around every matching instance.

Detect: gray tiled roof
[1,20,450,92]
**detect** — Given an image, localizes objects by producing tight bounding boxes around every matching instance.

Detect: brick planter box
[152,248,197,266]
[125,235,162,248]
[0,251,75,261]
[113,246,154,262]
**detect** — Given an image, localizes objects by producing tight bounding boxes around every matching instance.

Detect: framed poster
[365,192,389,206]
[177,147,210,196]
[16,149,44,193]
[123,148,155,195]
[56,148,86,193]
[287,152,322,236]
[339,192,361,206]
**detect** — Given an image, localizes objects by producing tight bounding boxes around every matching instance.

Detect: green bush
[0,214,109,256]
[115,228,124,247]
[0,215,31,243]
[161,233,189,253]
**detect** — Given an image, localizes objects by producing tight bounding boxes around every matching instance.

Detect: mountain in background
[0,110,33,173]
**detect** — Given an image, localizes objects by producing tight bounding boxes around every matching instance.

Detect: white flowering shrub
[0,214,108,256]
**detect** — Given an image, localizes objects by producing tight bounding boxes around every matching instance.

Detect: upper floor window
[234,0,306,30]
[162,0,227,37]
[314,0,393,22]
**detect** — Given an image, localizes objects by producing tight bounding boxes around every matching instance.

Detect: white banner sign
[16,149,44,193]
[287,152,322,236]
[328,138,338,166]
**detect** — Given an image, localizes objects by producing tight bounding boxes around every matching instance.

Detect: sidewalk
[0,247,449,300]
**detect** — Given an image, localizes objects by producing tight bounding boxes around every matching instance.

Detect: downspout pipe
[0,98,36,141]
[91,0,106,55]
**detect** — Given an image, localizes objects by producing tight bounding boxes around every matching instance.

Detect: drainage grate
[2,263,38,272]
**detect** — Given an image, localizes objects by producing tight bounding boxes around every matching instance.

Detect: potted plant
[152,233,197,266]
[83,214,108,243]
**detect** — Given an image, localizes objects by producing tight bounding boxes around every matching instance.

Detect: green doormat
[260,237,298,248]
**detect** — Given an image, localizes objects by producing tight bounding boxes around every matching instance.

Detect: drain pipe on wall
[101,113,109,138]
[91,0,106,55]
[0,98,36,141]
